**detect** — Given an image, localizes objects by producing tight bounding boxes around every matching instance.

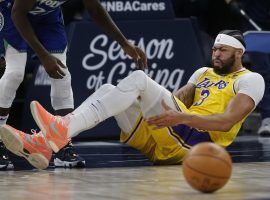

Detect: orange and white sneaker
[30,101,71,153]
[0,125,52,170]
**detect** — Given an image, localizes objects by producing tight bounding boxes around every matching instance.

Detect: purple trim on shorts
[171,124,212,146]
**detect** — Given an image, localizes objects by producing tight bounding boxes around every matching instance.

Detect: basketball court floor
[0,134,270,200]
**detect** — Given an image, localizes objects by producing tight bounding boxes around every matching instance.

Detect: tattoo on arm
[173,84,196,108]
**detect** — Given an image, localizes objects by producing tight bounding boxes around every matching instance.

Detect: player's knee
[117,70,147,92]
[130,70,147,80]
[99,83,115,92]
[0,70,24,107]
[4,70,25,86]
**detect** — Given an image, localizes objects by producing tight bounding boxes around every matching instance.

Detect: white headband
[214,34,245,53]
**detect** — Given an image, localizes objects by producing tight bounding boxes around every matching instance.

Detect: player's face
[211,44,236,75]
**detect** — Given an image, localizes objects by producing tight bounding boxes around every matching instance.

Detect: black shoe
[0,140,14,170]
[258,118,270,137]
[53,141,86,168]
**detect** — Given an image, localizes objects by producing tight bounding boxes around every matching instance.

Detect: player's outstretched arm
[11,0,66,79]
[11,0,47,59]
[147,93,255,132]
[83,0,147,69]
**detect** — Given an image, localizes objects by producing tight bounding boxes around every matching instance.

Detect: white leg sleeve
[68,84,116,137]
[72,84,116,115]
[67,71,177,138]
[0,45,27,108]
[50,50,74,110]
[69,83,142,136]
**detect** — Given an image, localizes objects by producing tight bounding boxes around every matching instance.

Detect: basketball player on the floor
[0,30,265,169]
[0,0,147,169]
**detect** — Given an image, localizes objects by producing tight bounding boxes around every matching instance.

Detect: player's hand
[41,54,66,79]
[147,100,184,129]
[122,43,148,70]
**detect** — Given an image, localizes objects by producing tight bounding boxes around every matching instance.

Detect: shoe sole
[0,126,49,170]
[54,158,86,168]
[30,101,60,153]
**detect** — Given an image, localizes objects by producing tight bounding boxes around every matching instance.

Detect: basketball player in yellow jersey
[0,30,265,169]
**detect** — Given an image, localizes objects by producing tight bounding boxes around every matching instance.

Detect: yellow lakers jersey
[189,67,251,147]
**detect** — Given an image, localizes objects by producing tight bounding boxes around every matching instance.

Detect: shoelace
[58,143,78,158]
[31,129,39,135]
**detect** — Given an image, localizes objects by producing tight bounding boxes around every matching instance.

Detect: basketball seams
[185,154,232,179]
[184,153,232,168]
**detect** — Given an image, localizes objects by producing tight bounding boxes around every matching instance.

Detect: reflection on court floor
[0,135,270,200]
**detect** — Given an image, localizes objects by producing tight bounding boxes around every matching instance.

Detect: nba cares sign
[86,0,175,20]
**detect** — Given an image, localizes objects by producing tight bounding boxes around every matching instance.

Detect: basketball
[182,142,232,193]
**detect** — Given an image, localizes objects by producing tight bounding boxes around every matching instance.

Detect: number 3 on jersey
[194,89,210,106]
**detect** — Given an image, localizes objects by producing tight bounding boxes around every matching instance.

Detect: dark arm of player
[147,93,255,132]
[11,0,66,79]
[83,0,147,69]
[173,83,196,108]
[11,0,49,60]
[83,0,128,47]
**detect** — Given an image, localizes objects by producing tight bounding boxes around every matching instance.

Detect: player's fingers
[54,71,65,79]
[147,116,167,126]
[58,60,67,69]
[135,48,148,69]
[48,72,61,79]
[137,47,148,69]
[56,64,66,77]
[56,70,65,79]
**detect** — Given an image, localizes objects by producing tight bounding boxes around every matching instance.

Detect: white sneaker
[258,118,270,137]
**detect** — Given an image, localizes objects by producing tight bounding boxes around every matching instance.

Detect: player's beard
[212,54,235,75]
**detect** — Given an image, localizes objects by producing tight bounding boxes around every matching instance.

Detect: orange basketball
[182,142,232,193]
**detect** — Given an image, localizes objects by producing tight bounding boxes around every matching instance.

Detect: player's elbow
[219,121,234,132]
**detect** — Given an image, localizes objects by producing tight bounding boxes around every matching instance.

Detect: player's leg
[0,45,27,170]
[68,70,179,135]
[0,45,52,170]
[30,70,180,152]
[0,9,53,169]
[0,45,27,125]
[33,15,86,167]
